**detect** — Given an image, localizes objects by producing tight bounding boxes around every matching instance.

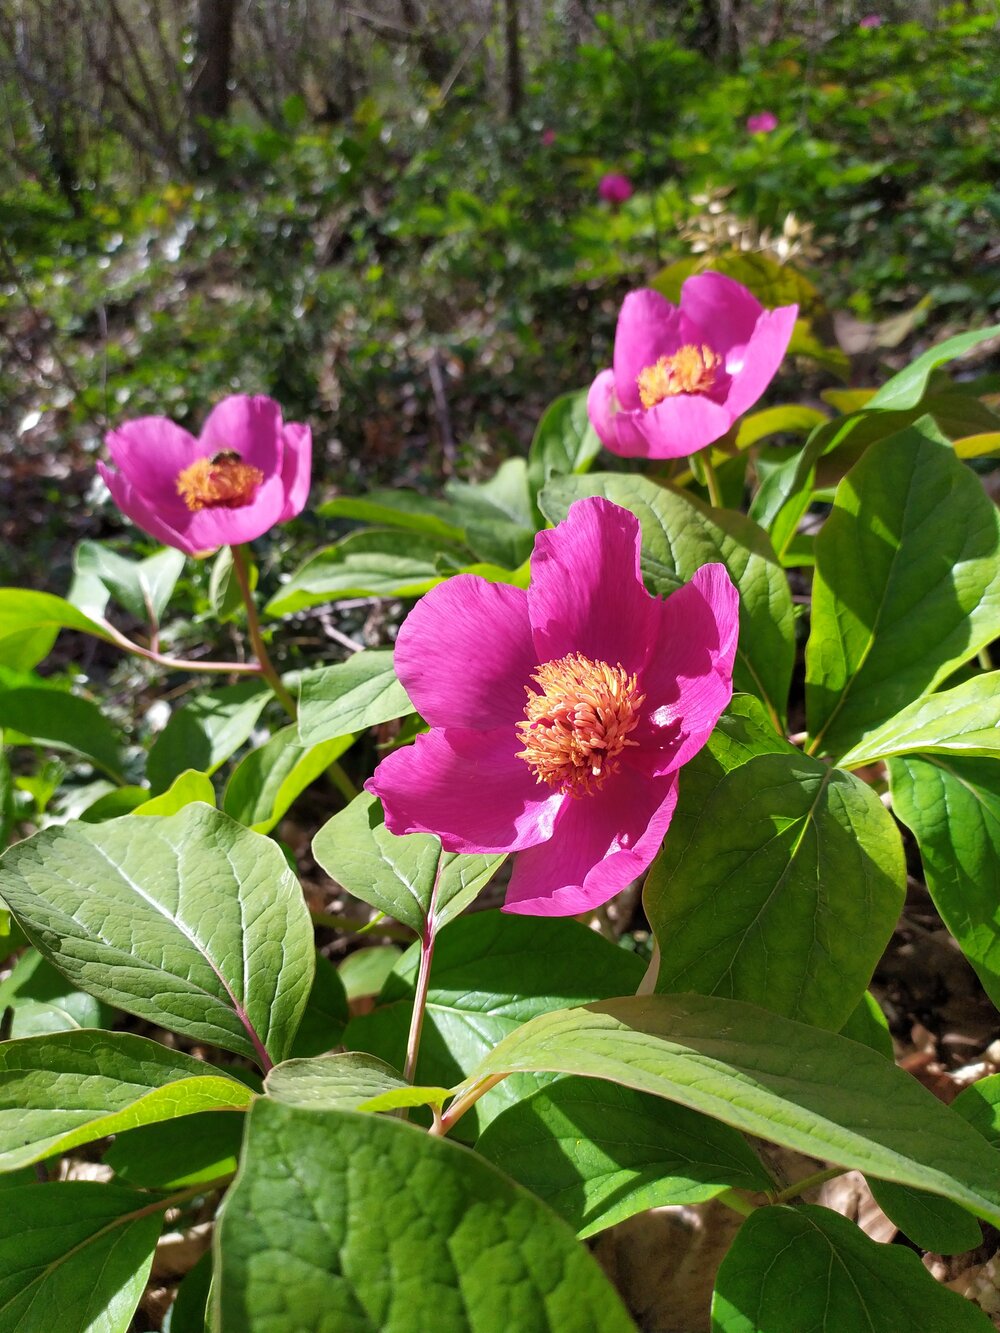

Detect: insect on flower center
[515,652,645,797]
[176,450,265,512]
[637,344,722,408]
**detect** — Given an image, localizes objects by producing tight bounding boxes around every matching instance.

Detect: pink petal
[198,395,283,476]
[635,393,735,458]
[278,422,312,520]
[504,767,679,916]
[633,563,739,773]
[586,370,653,457]
[106,418,201,504]
[678,273,763,362]
[722,305,798,419]
[98,461,199,555]
[179,472,288,552]
[366,726,563,854]
[612,289,684,411]
[393,576,536,730]
[528,497,657,669]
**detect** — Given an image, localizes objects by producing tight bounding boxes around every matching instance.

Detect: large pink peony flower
[587,274,798,460]
[367,497,738,917]
[598,172,634,205]
[98,394,311,557]
[746,111,779,134]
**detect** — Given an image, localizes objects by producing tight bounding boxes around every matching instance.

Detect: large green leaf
[312,792,503,937]
[711,1205,994,1332]
[0,804,314,1065]
[457,994,1000,1226]
[868,1175,982,1255]
[223,725,353,833]
[838,672,1000,768]
[213,1099,637,1333]
[73,542,186,624]
[0,1029,252,1172]
[476,1075,773,1239]
[0,1181,162,1333]
[345,912,645,1136]
[265,530,448,616]
[147,680,271,794]
[889,754,1000,1007]
[867,324,1000,412]
[0,688,124,780]
[539,473,794,726]
[0,589,112,672]
[646,748,905,1029]
[526,390,602,518]
[317,489,469,546]
[104,1111,244,1189]
[805,420,1000,758]
[0,947,112,1037]
[297,651,412,747]
[265,1051,448,1112]
[444,458,537,568]
[135,768,216,817]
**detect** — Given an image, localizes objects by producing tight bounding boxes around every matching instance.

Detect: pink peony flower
[98,394,311,557]
[540,128,557,146]
[858,13,882,26]
[366,497,738,917]
[587,274,798,459]
[746,111,779,134]
[598,172,634,205]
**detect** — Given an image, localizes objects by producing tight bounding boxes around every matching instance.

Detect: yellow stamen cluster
[176,451,264,512]
[636,344,722,408]
[515,652,644,797]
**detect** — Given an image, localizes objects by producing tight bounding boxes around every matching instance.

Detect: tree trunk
[503,0,522,121]
[189,0,235,169]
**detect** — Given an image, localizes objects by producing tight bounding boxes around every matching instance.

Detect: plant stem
[99,621,264,675]
[771,1165,846,1204]
[403,859,444,1085]
[716,1189,758,1218]
[431,1073,508,1137]
[700,450,724,508]
[230,544,298,720]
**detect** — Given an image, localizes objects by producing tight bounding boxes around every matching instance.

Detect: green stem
[231,545,298,720]
[716,1189,758,1218]
[403,859,444,1085]
[699,451,724,509]
[771,1165,846,1204]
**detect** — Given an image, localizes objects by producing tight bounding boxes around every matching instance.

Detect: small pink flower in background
[367,497,738,917]
[98,395,311,557]
[598,172,634,205]
[858,13,882,26]
[587,273,798,459]
[540,128,557,146]
[746,111,778,134]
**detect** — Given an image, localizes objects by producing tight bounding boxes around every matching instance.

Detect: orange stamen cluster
[637,344,722,407]
[176,451,265,512]
[515,652,644,797]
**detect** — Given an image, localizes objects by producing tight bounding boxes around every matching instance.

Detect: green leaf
[297,651,412,747]
[288,953,349,1058]
[0,1029,252,1172]
[164,1250,212,1333]
[477,1075,773,1239]
[265,1051,448,1112]
[806,420,1000,758]
[539,473,794,726]
[867,324,1000,412]
[224,726,352,833]
[213,1099,638,1333]
[346,912,645,1137]
[889,754,1000,1007]
[868,1176,982,1254]
[208,546,255,623]
[734,404,828,450]
[0,589,112,672]
[265,530,448,616]
[458,994,1000,1226]
[838,672,1000,768]
[527,390,602,519]
[953,1075,1000,1149]
[0,746,14,855]
[838,991,893,1060]
[147,680,271,794]
[73,542,186,623]
[78,786,150,821]
[312,792,503,937]
[0,947,112,1037]
[0,1181,162,1333]
[646,750,904,1029]
[710,1204,994,1332]
[104,1111,244,1189]
[0,804,314,1065]
[135,768,216,817]
[338,945,401,1001]
[317,489,468,546]
[0,688,124,780]
[444,458,536,568]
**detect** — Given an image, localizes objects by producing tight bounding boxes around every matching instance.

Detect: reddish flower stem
[403,858,444,1086]
[431,1073,509,1137]
[230,544,298,720]
[99,620,264,675]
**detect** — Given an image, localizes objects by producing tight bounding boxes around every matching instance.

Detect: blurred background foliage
[1,0,998,594]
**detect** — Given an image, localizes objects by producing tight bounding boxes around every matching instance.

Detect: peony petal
[179,472,288,552]
[366,726,563,854]
[586,370,654,457]
[98,462,199,555]
[612,289,684,411]
[106,418,202,507]
[528,497,657,668]
[278,421,312,520]
[504,767,679,916]
[198,395,283,476]
[677,272,763,362]
[634,563,739,773]
[635,393,735,459]
[393,575,536,730]
[722,304,799,419]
